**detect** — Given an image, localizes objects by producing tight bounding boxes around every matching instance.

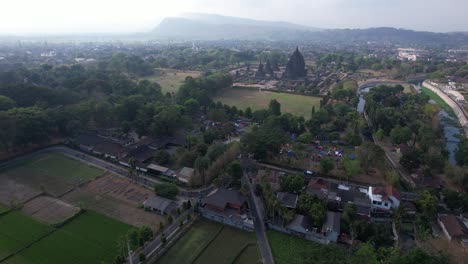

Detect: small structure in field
[202,188,247,213]
[276,192,298,209]
[177,167,195,184]
[143,196,175,215]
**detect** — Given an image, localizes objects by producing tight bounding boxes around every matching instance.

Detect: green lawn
[140,68,201,94]
[267,231,348,264]
[421,86,451,111]
[158,220,260,264]
[0,153,104,196]
[213,88,321,118]
[4,211,132,264]
[342,80,358,91]
[0,211,52,260]
[158,220,221,264]
[194,225,260,264]
[0,204,9,214]
[20,153,103,182]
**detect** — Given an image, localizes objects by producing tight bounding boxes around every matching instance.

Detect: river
[357,81,462,165]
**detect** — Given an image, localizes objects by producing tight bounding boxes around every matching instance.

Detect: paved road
[242,158,275,264]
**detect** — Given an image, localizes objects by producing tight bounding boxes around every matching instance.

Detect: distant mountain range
[152,13,320,40]
[151,13,468,46]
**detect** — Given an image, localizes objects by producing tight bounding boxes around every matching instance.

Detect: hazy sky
[1,0,467,34]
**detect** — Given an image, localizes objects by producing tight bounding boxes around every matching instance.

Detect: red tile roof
[372,186,401,201]
[307,179,328,191]
[439,214,467,239]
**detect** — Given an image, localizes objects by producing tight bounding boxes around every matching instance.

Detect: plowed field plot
[63,175,163,230]
[21,196,80,225]
[85,174,153,205]
[0,179,41,206]
[0,153,104,197]
[0,211,52,261]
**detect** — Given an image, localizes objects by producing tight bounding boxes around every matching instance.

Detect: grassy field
[402,84,415,94]
[421,86,451,111]
[158,220,261,264]
[141,68,202,94]
[0,204,9,214]
[342,80,358,91]
[4,211,131,264]
[0,153,104,197]
[0,211,52,260]
[267,231,348,264]
[213,88,321,118]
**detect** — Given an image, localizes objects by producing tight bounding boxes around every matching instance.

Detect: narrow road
[0,145,214,197]
[129,209,194,264]
[242,158,275,264]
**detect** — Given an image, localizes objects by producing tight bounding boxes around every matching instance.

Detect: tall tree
[269,99,281,116]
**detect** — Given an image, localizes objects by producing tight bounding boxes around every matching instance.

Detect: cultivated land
[157,220,261,264]
[62,174,163,230]
[0,179,42,206]
[213,88,321,118]
[267,231,347,264]
[0,204,8,214]
[21,196,79,225]
[4,211,131,264]
[0,211,52,261]
[0,153,104,197]
[142,68,202,93]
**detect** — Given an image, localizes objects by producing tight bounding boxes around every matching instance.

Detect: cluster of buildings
[75,131,196,184]
[397,48,431,61]
[255,169,408,244]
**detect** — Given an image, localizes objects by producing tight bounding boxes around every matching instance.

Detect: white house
[367,186,401,211]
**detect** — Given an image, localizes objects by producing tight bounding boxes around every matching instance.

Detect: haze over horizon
[1,0,467,35]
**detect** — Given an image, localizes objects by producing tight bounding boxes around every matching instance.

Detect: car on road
[304,170,314,176]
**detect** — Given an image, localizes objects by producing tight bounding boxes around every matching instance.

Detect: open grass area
[213,88,321,118]
[158,220,260,264]
[402,84,414,94]
[421,86,451,111]
[141,68,202,94]
[194,225,260,264]
[0,153,104,197]
[0,211,52,260]
[342,80,358,91]
[267,231,348,264]
[4,210,132,264]
[0,204,9,214]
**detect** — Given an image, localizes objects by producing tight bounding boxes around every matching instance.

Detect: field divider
[51,208,84,228]
[190,225,225,264]
[230,242,256,264]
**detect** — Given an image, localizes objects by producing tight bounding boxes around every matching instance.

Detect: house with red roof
[367,186,401,211]
[437,214,468,244]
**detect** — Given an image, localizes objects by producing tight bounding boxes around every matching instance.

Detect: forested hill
[151,14,468,47]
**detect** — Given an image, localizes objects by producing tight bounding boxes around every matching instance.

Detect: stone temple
[282,47,307,79]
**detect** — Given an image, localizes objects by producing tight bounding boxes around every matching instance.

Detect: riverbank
[422,81,468,137]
